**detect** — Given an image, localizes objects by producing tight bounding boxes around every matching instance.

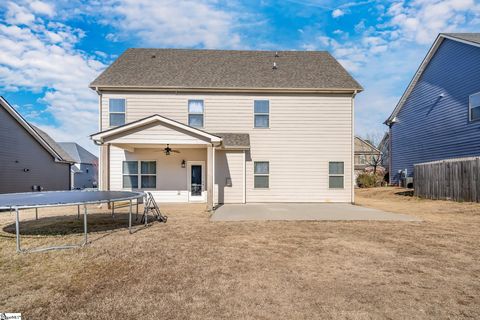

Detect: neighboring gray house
[378,132,390,176]
[0,97,74,193]
[354,136,382,176]
[58,143,98,189]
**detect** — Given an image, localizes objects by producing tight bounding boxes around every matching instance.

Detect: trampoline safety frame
[1,191,146,253]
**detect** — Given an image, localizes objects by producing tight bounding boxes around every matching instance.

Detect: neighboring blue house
[385,33,480,184]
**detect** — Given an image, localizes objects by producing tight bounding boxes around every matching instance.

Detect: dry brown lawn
[1,187,480,319]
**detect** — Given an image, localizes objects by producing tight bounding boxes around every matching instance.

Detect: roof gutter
[89,85,362,94]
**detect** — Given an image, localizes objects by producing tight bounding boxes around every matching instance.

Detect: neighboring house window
[141,161,157,188]
[254,100,269,128]
[254,161,269,188]
[109,98,126,127]
[188,100,204,128]
[329,162,344,189]
[122,161,138,188]
[470,92,480,122]
[122,161,157,189]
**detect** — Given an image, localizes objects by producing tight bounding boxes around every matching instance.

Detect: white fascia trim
[91,114,222,143]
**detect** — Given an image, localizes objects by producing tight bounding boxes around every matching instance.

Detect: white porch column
[207,145,215,211]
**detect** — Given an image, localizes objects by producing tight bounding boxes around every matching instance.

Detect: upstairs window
[254,100,269,128]
[109,98,126,127]
[254,161,269,188]
[470,92,480,122]
[329,161,344,189]
[188,100,204,128]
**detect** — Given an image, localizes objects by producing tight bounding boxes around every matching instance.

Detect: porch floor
[211,203,420,222]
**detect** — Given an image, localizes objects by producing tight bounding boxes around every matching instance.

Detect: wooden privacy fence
[414,157,480,202]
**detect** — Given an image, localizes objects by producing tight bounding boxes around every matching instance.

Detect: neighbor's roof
[31,126,76,163]
[443,33,480,45]
[58,142,98,164]
[385,33,480,125]
[354,136,380,154]
[90,49,362,92]
[214,133,250,149]
[0,96,73,163]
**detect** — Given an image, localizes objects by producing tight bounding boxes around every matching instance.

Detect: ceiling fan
[163,144,180,155]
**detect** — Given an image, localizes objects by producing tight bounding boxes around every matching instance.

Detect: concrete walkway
[211,203,420,222]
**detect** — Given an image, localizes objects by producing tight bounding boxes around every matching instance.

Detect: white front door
[187,161,206,202]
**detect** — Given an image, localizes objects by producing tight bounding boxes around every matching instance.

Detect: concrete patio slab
[211,203,420,222]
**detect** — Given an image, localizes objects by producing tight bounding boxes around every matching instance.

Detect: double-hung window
[109,98,126,127]
[141,161,156,188]
[469,92,480,122]
[254,100,269,128]
[188,100,204,128]
[122,161,157,189]
[329,162,344,189]
[254,161,269,188]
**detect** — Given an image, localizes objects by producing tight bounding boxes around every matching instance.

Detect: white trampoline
[0,190,145,253]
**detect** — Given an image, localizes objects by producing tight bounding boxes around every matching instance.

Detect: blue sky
[1,0,479,153]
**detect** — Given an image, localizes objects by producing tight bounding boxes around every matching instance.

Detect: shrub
[357,172,385,188]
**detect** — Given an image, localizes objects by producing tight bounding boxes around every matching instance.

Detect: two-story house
[90,49,362,209]
[385,33,480,184]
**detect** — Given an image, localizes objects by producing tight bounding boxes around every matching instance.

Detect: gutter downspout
[352,90,357,204]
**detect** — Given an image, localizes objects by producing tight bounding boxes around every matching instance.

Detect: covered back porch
[91,115,249,210]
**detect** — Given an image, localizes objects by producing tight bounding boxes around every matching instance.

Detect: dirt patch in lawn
[1,188,480,319]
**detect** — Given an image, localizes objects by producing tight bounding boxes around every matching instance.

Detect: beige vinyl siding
[101,92,353,202]
[110,145,207,202]
[103,121,211,145]
[215,150,244,204]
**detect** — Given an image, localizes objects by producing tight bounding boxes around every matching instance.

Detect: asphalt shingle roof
[213,133,250,149]
[31,126,76,163]
[90,49,362,91]
[443,33,480,45]
[58,142,98,165]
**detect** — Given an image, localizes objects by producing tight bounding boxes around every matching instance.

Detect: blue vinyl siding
[391,39,480,183]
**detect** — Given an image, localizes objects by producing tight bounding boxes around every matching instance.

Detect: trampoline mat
[0,191,144,209]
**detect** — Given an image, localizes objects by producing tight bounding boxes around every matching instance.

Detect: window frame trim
[253,100,270,129]
[188,99,205,128]
[109,98,127,128]
[328,161,345,190]
[469,92,480,122]
[122,160,157,190]
[253,161,270,189]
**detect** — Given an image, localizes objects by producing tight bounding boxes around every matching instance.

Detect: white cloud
[5,2,35,25]
[98,0,245,48]
[386,0,479,44]
[332,9,345,18]
[0,2,106,154]
[29,1,55,17]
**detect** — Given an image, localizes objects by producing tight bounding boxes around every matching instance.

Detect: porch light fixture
[181,160,186,168]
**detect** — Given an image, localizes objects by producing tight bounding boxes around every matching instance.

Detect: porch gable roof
[90,114,222,144]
